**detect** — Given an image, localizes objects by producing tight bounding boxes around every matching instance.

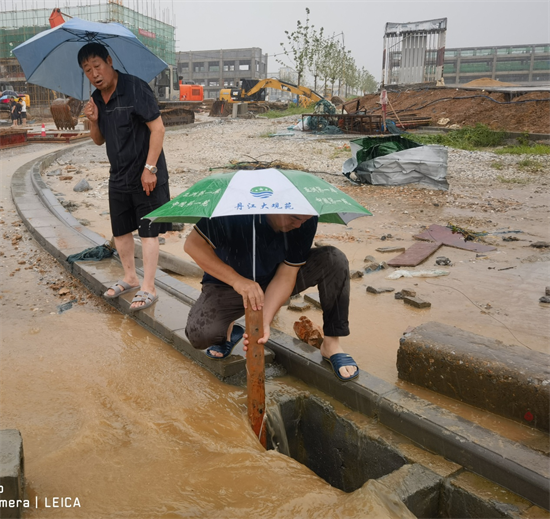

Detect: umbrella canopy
[13,17,167,101]
[145,168,372,224]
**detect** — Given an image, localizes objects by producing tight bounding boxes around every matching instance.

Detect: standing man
[10,98,21,127]
[184,214,359,382]
[80,42,171,311]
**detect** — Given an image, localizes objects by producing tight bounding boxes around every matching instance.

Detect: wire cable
[423,279,531,349]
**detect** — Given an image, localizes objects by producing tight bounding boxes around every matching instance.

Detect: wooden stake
[245,306,266,448]
[387,97,405,130]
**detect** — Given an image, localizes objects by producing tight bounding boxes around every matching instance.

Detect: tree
[358,67,378,95]
[319,39,345,96]
[277,7,315,86]
[341,52,357,98]
[308,25,326,92]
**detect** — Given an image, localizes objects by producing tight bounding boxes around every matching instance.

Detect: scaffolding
[382,18,447,87]
[0,2,175,64]
[0,1,175,106]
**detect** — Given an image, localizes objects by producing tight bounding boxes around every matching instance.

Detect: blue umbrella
[13,17,167,101]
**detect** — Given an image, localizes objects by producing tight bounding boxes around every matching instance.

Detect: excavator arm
[241,78,324,103]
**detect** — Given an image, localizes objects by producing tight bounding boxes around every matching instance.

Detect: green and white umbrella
[145,168,372,224]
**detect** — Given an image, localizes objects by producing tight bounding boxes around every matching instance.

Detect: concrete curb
[10,147,550,511]
[0,429,24,519]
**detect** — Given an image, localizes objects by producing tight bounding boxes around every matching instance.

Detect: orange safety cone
[41,123,46,137]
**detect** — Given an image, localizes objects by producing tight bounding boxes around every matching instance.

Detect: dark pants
[109,183,172,238]
[185,246,350,350]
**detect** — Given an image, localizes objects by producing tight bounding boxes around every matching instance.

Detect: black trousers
[185,246,350,350]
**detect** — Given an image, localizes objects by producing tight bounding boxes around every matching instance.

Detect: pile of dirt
[462,78,519,87]
[344,87,550,134]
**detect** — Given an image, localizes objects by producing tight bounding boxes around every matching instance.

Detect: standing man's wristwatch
[144,163,158,175]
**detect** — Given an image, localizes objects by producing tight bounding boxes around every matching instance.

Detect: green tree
[358,67,378,95]
[318,39,344,97]
[308,25,326,92]
[341,52,357,97]
[277,7,314,87]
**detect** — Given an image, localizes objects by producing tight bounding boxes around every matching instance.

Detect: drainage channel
[268,395,406,493]
[265,393,547,518]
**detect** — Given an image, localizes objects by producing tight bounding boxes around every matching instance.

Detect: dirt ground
[344,87,550,134]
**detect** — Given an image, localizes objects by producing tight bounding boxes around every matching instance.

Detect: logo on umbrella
[250,186,274,199]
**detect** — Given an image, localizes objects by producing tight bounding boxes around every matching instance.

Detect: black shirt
[195,214,318,286]
[93,72,168,192]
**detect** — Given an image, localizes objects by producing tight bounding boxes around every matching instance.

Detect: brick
[403,296,431,308]
[366,286,395,294]
[304,292,321,309]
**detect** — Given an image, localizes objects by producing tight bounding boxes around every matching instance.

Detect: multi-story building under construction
[442,44,550,86]
[0,1,175,106]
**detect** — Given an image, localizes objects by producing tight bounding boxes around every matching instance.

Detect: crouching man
[184,213,358,381]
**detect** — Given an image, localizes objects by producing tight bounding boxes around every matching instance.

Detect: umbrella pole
[245,306,266,448]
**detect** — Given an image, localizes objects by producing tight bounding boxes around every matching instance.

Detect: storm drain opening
[266,395,407,493]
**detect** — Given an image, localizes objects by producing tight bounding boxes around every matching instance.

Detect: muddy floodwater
[2,308,413,519]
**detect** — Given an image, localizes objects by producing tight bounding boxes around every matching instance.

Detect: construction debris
[293,316,324,348]
[387,242,442,267]
[414,224,497,253]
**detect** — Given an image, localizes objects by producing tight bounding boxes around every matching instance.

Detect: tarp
[342,135,449,190]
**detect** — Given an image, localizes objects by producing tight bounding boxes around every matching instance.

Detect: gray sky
[165,0,549,82]
[5,0,549,83]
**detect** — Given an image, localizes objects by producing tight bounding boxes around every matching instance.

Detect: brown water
[1,309,413,519]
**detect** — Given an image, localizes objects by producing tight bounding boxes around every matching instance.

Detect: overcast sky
[164,0,549,82]
[5,0,549,83]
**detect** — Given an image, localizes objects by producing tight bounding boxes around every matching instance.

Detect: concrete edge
[10,147,550,511]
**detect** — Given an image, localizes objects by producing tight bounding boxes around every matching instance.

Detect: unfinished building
[0,2,174,107]
[381,18,447,88]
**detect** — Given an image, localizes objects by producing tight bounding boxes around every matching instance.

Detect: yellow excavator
[212,78,324,116]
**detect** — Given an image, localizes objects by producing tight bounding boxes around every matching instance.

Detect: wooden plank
[414,224,497,253]
[387,241,442,267]
[245,306,266,448]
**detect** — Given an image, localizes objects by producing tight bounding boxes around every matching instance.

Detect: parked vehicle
[0,90,30,111]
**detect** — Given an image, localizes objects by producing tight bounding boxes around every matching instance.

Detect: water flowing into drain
[266,395,407,493]
[266,404,290,457]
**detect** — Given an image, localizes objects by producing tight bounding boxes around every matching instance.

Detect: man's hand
[83,97,98,123]
[242,322,271,353]
[141,169,157,196]
[232,278,264,311]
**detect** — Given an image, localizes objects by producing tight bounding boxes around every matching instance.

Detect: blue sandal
[206,325,245,359]
[323,353,359,382]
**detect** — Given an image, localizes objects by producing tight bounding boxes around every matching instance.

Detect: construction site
[0,1,175,106]
[1,5,550,519]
